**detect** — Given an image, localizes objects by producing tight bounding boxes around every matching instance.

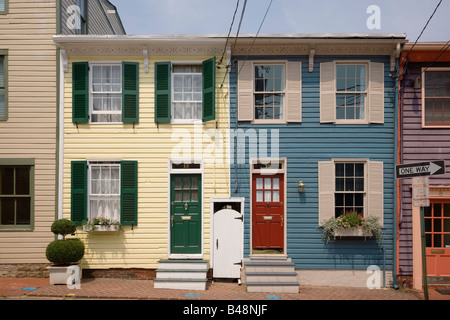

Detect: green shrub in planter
[46,219,85,266]
[46,238,85,266]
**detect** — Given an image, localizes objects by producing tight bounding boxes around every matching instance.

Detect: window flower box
[82,217,122,232]
[320,211,382,244]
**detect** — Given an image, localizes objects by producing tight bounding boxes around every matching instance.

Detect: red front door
[252,174,284,251]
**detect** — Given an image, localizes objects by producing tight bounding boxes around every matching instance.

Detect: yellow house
[54,35,236,289]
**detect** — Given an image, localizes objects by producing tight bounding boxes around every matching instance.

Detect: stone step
[157,259,209,271]
[155,269,208,280]
[153,278,208,291]
[245,271,298,283]
[246,282,300,293]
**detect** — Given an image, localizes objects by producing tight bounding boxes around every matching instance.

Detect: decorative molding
[309,48,315,72]
[61,49,68,72]
[143,48,149,72]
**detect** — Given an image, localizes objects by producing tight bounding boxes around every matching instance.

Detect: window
[72,61,139,124]
[237,60,302,123]
[0,0,8,14]
[172,65,202,121]
[0,51,7,120]
[0,160,34,230]
[424,201,450,248]
[71,160,137,226]
[336,64,366,120]
[75,0,86,34]
[423,69,450,127]
[254,64,285,120]
[334,162,365,217]
[320,61,384,124]
[318,159,383,226]
[90,64,122,123]
[88,162,120,221]
[154,58,216,123]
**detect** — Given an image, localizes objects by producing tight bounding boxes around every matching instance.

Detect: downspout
[392,50,400,290]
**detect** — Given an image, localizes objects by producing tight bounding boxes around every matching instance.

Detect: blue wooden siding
[230,55,396,270]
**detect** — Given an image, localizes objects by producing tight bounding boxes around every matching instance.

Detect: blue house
[229,34,406,291]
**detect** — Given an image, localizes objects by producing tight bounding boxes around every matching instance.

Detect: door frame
[168,159,204,259]
[249,158,287,256]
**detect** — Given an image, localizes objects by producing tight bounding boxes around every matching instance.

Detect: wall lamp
[298,181,306,193]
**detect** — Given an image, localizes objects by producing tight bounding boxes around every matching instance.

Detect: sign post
[396,160,445,301]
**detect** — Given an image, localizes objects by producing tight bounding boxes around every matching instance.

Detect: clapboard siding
[230,55,395,270]
[63,55,230,269]
[398,61,450,275]
[0,0,57,263]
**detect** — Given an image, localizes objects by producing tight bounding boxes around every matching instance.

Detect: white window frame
[421,67,450,128]
[335,62,368,124]
[171,61,203,124]
[87,160,121,222]
[89,62,122,124]
[252,62,286,124]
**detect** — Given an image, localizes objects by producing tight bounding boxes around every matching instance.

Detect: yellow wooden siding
[63,55,230,269]
[0,0,57,263]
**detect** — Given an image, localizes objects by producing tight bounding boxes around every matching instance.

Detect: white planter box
[47,264,82,285]
[83,225,120,232]
[335,227,373,238]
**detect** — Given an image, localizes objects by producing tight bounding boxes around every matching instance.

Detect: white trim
[58,51,65,219]
[421,67,450,128]
[167,158,205,259]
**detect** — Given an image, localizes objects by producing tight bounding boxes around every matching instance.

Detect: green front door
[170,174,202,254]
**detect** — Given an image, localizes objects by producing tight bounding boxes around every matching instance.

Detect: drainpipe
[392,57,400,290]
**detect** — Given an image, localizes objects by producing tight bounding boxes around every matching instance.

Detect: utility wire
[400,0,442,67]
[218,0,240,67]
[421,39,450,74]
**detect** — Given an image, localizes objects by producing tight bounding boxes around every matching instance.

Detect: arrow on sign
[396,160,446,179]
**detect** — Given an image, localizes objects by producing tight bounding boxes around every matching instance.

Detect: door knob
[184,203,188,210]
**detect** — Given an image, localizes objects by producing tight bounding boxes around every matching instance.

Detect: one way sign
[396,160,446,179]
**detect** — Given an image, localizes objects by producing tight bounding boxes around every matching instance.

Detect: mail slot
[181,216,192,221]
[431,249,445,254]
[263,216,273,220]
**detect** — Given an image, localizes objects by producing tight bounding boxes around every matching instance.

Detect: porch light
[298,181,305,193]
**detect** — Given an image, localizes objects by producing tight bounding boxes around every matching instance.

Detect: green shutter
[72,62,89,123]
[122,62,139,123]
[71,161,87,226]
[121,161,138,226]
[154,62,171,123]
[202,57,216,122]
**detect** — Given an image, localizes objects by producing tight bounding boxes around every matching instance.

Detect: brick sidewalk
[1,277,441,300]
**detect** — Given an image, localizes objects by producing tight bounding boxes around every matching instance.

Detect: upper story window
[0,0,8,14]
[237,60,302,123]
[75,0,87,34]
[172,64,202,121]
[72,61,139,125]
[254,64,285,120]
[423,69,450,127]
[320,61,384,124]
[336,64,367,121]
[91,63,122,123]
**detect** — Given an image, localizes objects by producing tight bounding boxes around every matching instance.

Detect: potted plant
[46,219,85,285]
[82,216,122,232]
[320,211,383,244]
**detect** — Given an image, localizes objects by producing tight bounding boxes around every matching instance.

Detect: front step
[154,259,209,291]
[243,256,299,293]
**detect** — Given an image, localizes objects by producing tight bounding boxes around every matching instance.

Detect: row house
[398,42,450,290]
[0,0,124,278]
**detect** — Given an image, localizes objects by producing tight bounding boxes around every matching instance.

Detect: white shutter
[318,161,334,226]
[237,60,253,121]
[320,62,336,123]
[368,62,384,124]
[286,61,302,122]
[367,160,384,226]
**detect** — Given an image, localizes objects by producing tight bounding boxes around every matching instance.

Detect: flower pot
[47,264,82,285]
[335,227,373,238]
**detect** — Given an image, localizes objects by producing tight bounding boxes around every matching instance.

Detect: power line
[421,39,450,74]
[400,0,442,67]
[218,0,240,67]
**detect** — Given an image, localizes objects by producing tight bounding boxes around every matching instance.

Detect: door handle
[171,215,174,227]
[184,202,188,210]
[216,239,219,250]
[281,215,284,228]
